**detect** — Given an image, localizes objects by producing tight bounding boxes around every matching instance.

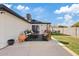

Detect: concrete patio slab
[0,40,73,56]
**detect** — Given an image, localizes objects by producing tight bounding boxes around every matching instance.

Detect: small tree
[72,22,79,39]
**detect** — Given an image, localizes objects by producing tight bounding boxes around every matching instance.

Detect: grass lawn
[52,35,79,55]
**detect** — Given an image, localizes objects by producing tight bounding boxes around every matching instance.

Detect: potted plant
[24,30,32,41]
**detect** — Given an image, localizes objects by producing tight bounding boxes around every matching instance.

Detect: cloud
[17,5,29,11]
[57,17,63,20]
[58,20,74,26]
[57,14,72,21]
[54,4,79,26]
[56,14,73,26]
[17,5,24,10]
[63,20,79,26]
[4,4,12,8]
[33,7,45,13]
[54,4,79,14]
[64,14,72,21]
[25,7,29,10]
[64,20,74,26]
[58,19,79,26]
[55,5,70,14]
[33,7,46,21]
[14,5,30,17]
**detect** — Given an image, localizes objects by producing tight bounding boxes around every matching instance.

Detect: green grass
[52,35,79,55]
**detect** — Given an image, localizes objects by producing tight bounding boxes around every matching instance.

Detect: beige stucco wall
[31,24,48,34]
[0,11,31,48]
[0,10,51,48]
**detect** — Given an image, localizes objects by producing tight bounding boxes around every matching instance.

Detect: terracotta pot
[18,34,28,42]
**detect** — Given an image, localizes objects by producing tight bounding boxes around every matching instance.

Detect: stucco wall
[0,11,31,48]
[31,24,48,34]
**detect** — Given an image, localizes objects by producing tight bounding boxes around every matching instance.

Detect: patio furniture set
[7,30,49,46]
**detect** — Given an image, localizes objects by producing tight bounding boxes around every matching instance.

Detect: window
[32,25,39,33]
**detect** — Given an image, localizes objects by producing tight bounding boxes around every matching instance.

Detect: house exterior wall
[31,24,49,34]
[0,11,31,48]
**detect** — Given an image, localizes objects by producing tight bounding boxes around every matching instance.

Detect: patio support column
[47,24,51,40]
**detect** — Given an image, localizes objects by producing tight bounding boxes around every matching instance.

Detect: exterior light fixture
[0,11,5,14]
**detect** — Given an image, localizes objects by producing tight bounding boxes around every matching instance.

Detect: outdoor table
[30,33,39,39]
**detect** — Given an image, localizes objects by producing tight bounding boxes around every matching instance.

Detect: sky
[4,3,79,26]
